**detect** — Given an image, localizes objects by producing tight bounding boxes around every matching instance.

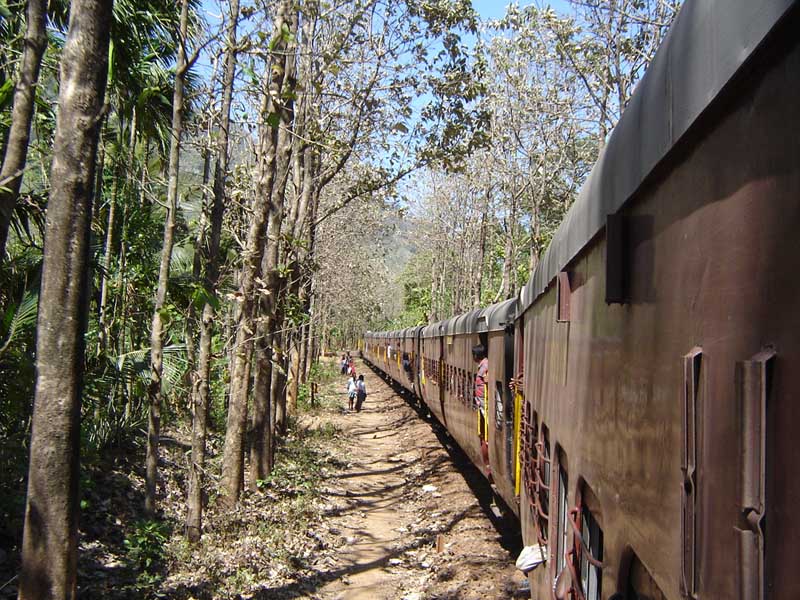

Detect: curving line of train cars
[362,1,800,599]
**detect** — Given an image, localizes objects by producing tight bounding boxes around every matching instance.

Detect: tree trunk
[272,328,288,437]
[249,310,273,487]
[305,295,317,381]
[186,0,240,542]
[474,191,489,307]
[301,166,322,382]
[249,8,298,483]
[221,0,294,505]
[429,256,437,322]
[298,324,307,385]
[500,217,514,301]
[286,332,301,411]
[98,157,123,353]
[146,0,190,515]
[0,0,48,262]
[18,1,111,597]
[184,147,211,376]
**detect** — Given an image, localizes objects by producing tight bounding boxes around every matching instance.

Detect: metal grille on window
[568,503,604,600]
[556,464,569,576]
[520,403,544,542]
[580,506,603,600]
[536,427,551,545]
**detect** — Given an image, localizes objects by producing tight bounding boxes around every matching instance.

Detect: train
[362,1,800,599]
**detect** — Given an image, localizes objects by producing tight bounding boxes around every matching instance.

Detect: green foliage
[379,251,432,329]
[124,518,171,573]
[297,360,341,412]
[308,360,339,386]
[0,287,39,525]
[0,290,38,358]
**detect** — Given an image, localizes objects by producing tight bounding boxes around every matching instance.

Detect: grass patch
[297,359,345,412]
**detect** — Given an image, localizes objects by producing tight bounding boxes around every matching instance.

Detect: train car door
[478,331,490,472]
[503,324,516,488]
[513,319,524,496]
[412,327,422,398]
[438,331,446,425]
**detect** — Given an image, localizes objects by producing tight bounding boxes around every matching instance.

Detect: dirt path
[307,361,527,600]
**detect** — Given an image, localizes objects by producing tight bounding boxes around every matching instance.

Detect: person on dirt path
[355,374,367,412]
[346,373,357,411]
[340,354,348,375]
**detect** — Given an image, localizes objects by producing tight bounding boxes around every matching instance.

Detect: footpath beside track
[308,360,525,600]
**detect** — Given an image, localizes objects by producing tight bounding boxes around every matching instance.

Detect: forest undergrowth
[1,362,349,600]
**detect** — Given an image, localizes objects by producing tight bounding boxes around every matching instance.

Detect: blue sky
[472,0,572,21]
[473,0,522,20]
[198,1,574,29]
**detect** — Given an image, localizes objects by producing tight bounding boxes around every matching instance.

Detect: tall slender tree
[145,0,191,515]
[187,0,240,541]
[17,0,112,597]
[249,4,299,485]
[221,0,294,505]
[0,0,48,263]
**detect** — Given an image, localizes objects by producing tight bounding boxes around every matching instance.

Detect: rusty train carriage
[364,1,799,598]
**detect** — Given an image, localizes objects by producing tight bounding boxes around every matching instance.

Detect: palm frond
[110,343,189,394]
[0,290,39,357]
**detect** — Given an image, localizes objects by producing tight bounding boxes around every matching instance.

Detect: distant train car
[364,328,420,395]
[364,1,799,598]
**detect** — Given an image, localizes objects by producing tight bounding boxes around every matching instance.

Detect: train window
[505,382,515,480]
[580,506,603,600]
[627,553,667,600]
[521,404,540,535]
[494,382,504,430]
[536,425,551,544]
[605,213,628,304]
[557,271,571,322]
[555,460,569,576]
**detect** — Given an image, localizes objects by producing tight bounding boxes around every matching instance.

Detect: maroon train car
[365,1,799,598]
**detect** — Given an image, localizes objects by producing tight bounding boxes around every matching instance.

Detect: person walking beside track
[355,374,367,412]
[346,373,357,411]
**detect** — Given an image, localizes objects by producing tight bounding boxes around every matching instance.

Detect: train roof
[454,308,483,335]
[421,321,442,339]
[477,299,516,333]
[416,299,517,338]
[518,0,795,314]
